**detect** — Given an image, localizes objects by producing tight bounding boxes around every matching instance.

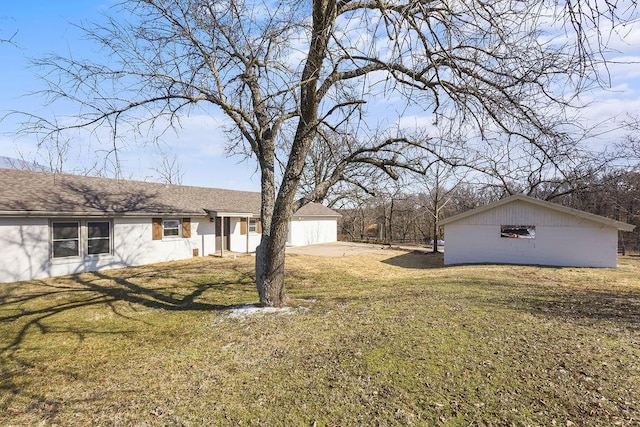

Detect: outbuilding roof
[292,202,342,217]
[439,194,635,232]
[0,168,339,218]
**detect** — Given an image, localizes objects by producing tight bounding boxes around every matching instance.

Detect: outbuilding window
[501,225,535,239]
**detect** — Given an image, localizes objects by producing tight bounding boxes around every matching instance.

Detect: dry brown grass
[1,251,639,426]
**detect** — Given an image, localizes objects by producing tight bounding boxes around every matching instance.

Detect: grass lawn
[1,251,639,426]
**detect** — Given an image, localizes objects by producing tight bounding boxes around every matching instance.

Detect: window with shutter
[163,220,181,237]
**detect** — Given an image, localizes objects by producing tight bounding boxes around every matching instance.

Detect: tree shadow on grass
[1,265,256,351]
[381,251,445,269]
[0,261,257,416]
[487,284,640,331]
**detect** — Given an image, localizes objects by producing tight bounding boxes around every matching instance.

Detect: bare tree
[17,0,637,306]
[11,136,71,174]
[619,116,640,162]
[0,19,18,45]
[420,161,469,253]
[298,132,405,208]
[151,149,184,185]
[468,134,623,201]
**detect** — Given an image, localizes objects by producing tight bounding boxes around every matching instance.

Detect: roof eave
[207,210,257,217]
[292,214,342,218]
[0,210,208,218]
[439,194,636,231]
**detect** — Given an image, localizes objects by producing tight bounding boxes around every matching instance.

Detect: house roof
[439,194,636,232]
[0,168,339,219]
[292,202,342,217]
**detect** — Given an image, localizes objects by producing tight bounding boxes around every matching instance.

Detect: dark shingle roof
[0,168,338,218]
[293,202,342,217]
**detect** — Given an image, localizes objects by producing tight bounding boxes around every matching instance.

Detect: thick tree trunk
[255,136,306,306]
[255,206,290,306]
[254,0,334,307]
[255,141,285,306]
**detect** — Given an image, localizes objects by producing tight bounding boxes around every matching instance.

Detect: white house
[0,168,340,283]
[439,194,635,268]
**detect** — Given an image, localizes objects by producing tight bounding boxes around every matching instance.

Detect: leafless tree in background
[0,20,18,45]
[151,149,184,185]
[420,163,468,253]
[16,0,638,305]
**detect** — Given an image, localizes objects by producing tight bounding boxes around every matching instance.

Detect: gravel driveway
[286,241,432,257]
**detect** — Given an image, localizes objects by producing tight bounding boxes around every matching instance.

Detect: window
[87,221,111,255]
[249,218,258,233]
[163,219,181,237]
[152,218,190,240]
[51,220,113,259]
[52,221,80,258]
[501,225,535,239]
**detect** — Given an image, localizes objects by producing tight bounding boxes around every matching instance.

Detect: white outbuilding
[440,194,635,268]
[287,203,341,247]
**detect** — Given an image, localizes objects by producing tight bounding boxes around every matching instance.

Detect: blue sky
[0,1,261,190]
[1,1,639,190]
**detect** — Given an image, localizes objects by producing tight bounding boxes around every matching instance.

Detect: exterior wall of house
[228,218,261,253]
[0,213,339,283]
[114,216,215,264]
[0,217,51,283]
[196,219,217,256]
[443,200,619,267]
[287,217,338,247]
[0,216,215,283]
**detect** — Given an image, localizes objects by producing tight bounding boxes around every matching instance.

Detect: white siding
[452,200,598,227]
[228,218,261,253]
[196,219,217,256]
[114,217,214,264]
[0,218,51,283]
[443,201,620,268]
[0,216,215,283]
[287,217,338,247]
[0,214,336,283]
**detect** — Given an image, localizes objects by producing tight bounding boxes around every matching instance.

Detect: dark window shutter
[240,218,247,235]
[257,219,263,233]
[182,218,191,238]
[152,218,163,240]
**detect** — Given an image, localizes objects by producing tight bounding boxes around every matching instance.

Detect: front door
[215,217,231,252]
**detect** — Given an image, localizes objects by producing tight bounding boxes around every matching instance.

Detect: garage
[287,203,342,247]
[440,194,635,267]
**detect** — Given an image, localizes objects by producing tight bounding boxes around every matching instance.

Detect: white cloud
[396,114,436,131]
